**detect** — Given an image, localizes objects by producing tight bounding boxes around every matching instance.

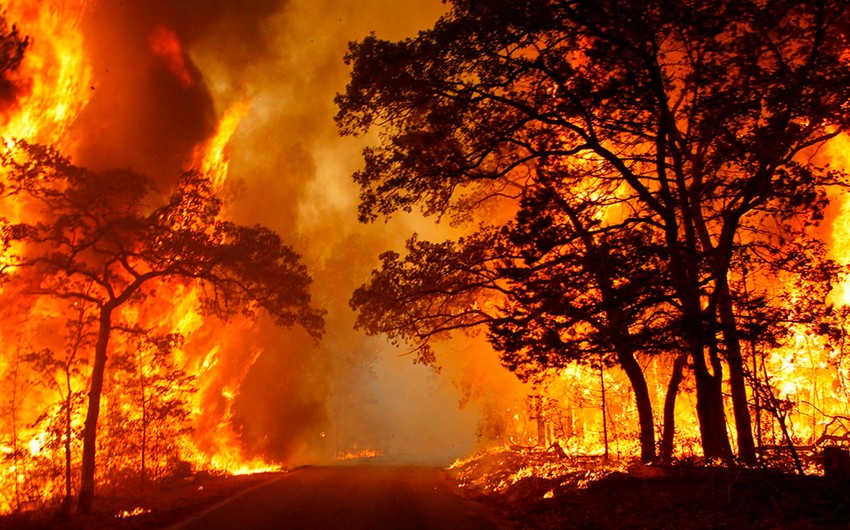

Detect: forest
[338,0,850,472]
[1,0,850,528]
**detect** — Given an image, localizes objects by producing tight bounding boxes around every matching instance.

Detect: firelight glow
[1,0,849,517]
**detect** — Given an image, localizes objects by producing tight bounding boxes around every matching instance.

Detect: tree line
[336,0,850,465]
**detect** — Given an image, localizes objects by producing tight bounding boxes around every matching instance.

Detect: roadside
[449,450,850,529]
[0,472,282,530]
[4,451,850,530]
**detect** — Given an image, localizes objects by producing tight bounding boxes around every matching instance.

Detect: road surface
[170,465,509,530]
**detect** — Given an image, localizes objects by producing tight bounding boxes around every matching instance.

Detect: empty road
[170,465,508,530]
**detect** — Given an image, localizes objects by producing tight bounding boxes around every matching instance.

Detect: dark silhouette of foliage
[0,13,28,106]
[0,141,324,513]
[338,0,850,464]
[351,228,507,366]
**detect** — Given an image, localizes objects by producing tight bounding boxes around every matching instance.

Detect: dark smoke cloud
[70,0,285,185]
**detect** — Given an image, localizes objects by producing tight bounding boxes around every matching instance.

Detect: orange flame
[191,99,251,190]
[149,26,194,88]
[3,0,850,517]
[0,3,275,512]
[1,1,91,149]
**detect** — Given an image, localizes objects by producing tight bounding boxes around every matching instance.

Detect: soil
[2,454,849,529]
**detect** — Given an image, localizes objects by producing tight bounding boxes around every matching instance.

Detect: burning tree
[18,301,92,514]
[0,142,324,513]
[0,14,28,107]
[338,0,850,464]
[103,327,195,492]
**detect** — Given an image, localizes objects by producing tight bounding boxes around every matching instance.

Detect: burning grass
[449,446,623,494]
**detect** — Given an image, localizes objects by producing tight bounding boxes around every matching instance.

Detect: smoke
[62,0,528,466]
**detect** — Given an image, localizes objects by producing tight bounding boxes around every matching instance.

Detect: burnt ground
[470,468,850,529]
[450,450,850,529]
[2,454,849,529]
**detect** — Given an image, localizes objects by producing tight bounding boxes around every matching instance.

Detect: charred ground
[3,453,850,530]
[451,451,850,529]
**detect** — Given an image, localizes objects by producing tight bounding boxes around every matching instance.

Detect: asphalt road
[170,465,508,530]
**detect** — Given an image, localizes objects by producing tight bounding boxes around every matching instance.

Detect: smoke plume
[52,0,528,465]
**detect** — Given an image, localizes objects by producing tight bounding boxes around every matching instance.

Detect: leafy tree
[351,228,507,366]
[0,13,28,106]
[0,142,324,513]
[490,172,674,462]
[351,168,670,462]
[23,300,93,515]
[338,0,850,463]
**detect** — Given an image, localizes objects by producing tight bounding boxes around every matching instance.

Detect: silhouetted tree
[338,0,850,463]
[351,228,506,366]
[490,173,674,463]
[23,300,93,515]
[0,14,28,105]
[0,142,324,513]
[351,178,669,461]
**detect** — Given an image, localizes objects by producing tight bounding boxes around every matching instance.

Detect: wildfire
[0,0,91,149]
[0,3,282,515]
[335,449,383,461]
[1,0,850,520]
[190,446,284,476]
[449,445,619,494]
[115,506,151,519]
[191,99,251,191]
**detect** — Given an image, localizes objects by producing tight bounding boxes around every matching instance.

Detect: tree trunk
[665,214,733,462]
[138,349,148,492]
[676,277,734,462]
[660,352,687,463]
[600,366,609,461]
[688,334,734,462]
[9,354,21,513]
[587,243,656,463]
[77,306,112,514]
[60,370,73,517]
[616,349,656,463]
[693,369,733,461]
[715,277,757,464]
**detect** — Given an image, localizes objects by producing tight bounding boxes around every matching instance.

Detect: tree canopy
[0,141,324,512]
[338,0,850,463]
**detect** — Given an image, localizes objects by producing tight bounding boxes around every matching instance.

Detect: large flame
[0,1,91,148]
[0,5,276,513]
[0,4,94,512]
[191,99,251,191]
[2,0,849,517]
